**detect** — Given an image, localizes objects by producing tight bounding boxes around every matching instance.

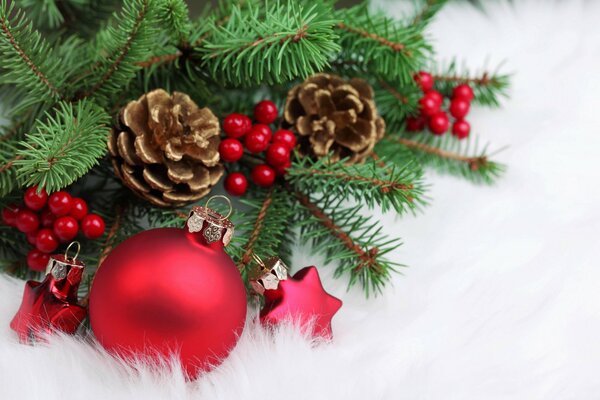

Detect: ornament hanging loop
[64,241,81,262]
[252,253,266,268]
[205,195,233,221]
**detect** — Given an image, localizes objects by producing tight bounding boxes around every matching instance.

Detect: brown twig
[135,51,182,68]
[295,167,413,193]
[237,187,275,272]
[394,137,488,171]
[432,72,494,86]
[336,22,405,52]
[0,155,24,174]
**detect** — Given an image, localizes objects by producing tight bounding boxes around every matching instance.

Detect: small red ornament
[428,111,449,135]
[414,71,434,92]
[89,196,247,378]
[272,129,296,149]
[2,204,20,226]
[35,228,59,253]
[419,92,441,117]
[224,172,248,196]
[250,256,342,339]
[245,127,270,153]
[26,231,38,246]
[452,119,471,139]
[405,116,426,132]
[251,164,276,187]
[265,143,290,167]
[427,90,443,107]
[254,100,278,124]
[69,198,88,220]
[48,191,73,216]
[53,216,79,242]
[11,242,87,343]
[449,98,470,119]
[81,214,105,239]
[24,186,48,211]
[26,249,50,272]
[16,209,40,233]
[251,123,273,143]
[274,159,292,176]
[219,138,244,162]
[40,208,56,228]
[223,113,252,138]
[452,84,475,102]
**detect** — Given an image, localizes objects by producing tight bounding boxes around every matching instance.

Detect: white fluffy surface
[2,1,600,398]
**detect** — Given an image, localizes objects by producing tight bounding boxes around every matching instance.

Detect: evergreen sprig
[200,0,340,86]
[159,0,192,45]
[375,79,421,131]
[13,100,110,192]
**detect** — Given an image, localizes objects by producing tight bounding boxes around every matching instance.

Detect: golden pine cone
[108,89,224,208]
[284,73,385,164]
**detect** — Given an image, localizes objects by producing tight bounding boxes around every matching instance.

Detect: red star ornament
[260,266,342,339]
[10,251,87,343]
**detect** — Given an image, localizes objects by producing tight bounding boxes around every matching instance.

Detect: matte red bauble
[89,197,247,378]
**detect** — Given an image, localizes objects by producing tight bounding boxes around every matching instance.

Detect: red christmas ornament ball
[48,191,73,216]
[452,119,471,139]
[24,186,48,211]
[414,71,434,92]
[251,164,276,187]
[89,210,247,378]
[245,128,270,153]
[224,172,248,196]
[16,209,40,233]
[452,84,475,102]
[219,138,244,162]
[26,249,50,272]
[69,198,88,220]
[428,111,450,135]
[265,143,290,167]
[53,216,79,242]
[273,129,296,149]
[449,98,470,119]
[223,113,252,138]
[81,214,105,239]
[254,100,278,124]
[35,228,59,253]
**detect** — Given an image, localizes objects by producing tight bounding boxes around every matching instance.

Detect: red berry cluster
[218,100,297,196]
[1,187,106,271]
[407,71,475,139]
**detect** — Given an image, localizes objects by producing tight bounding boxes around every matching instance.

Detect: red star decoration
[10,271,86,343]
[260,266,342,339]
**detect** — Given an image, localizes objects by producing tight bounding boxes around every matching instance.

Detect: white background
[1,1,600,399]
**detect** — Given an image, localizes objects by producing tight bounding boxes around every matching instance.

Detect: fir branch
[159,0,192,45]
[287,155,425,214]
[412,0,449,26]
[375,79,420,131]
[13,100,110,192]
[200,0,340,86]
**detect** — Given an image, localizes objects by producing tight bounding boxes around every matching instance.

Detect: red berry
[81,214,105,239]
[274,159,292,176]
[452,119,471,139]
[40,208,56,228]
[15,209,40,233]
[273,129,297,149]
[427,90,443,107]
[219,138,244,162]
[224,173,248,196]
[452,84,475,102]
[48,191,73,216]
[69,198,88,221]
[252,124,273,143]
[428,111,449,135]
[27,249,50,272]
[223,113,252,138]
[1,204,21,227]
[26,231,38,246]
[245,128,270,153]
[254,100,278,124]
[419,92,442,117]
[265,143,291,167]
[405,116,426,132]
[23,186,48,211]
[414,71,434,92]
[53,216,79,242]
[251,164,276,187]
[449,98,470,119]
[36,228,59,253]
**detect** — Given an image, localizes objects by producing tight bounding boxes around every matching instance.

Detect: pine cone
[108,89,224,208]
[284,73,385,164]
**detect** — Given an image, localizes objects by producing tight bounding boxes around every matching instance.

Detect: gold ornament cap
[249,255,289,295]
[186,195,234,246]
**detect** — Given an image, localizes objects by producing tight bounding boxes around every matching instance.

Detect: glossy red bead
[452,84,475,102]
[449,98,471,119]
[428,111,449,135]
[69,198,88,221]
[274,159,292,176]
[26,231,38,246]
[27,249,50,272]
[53,216,79,242]
[452,119,471,139]
[265,143,291,167]
[36,228,59,253]
[223,113,252,138]
[24,186,48,211]
[419,92,442,117]
[405,116,426,132]
[16,209,40,233]
[81,214,106,239]
[40,208,56,228]
[48,191,73,216]
[254,100,278,124]
[414,71,434,92]
[1,204,20,227]
[245,128,270,153]
[273,129,297,149]
[251,164,276,187]
[224,173,248,196]
[219,138,244,162]
[252,124,272,143]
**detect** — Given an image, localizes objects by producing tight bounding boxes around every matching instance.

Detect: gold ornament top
[186,195,234,246]
[249,255,289,295]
